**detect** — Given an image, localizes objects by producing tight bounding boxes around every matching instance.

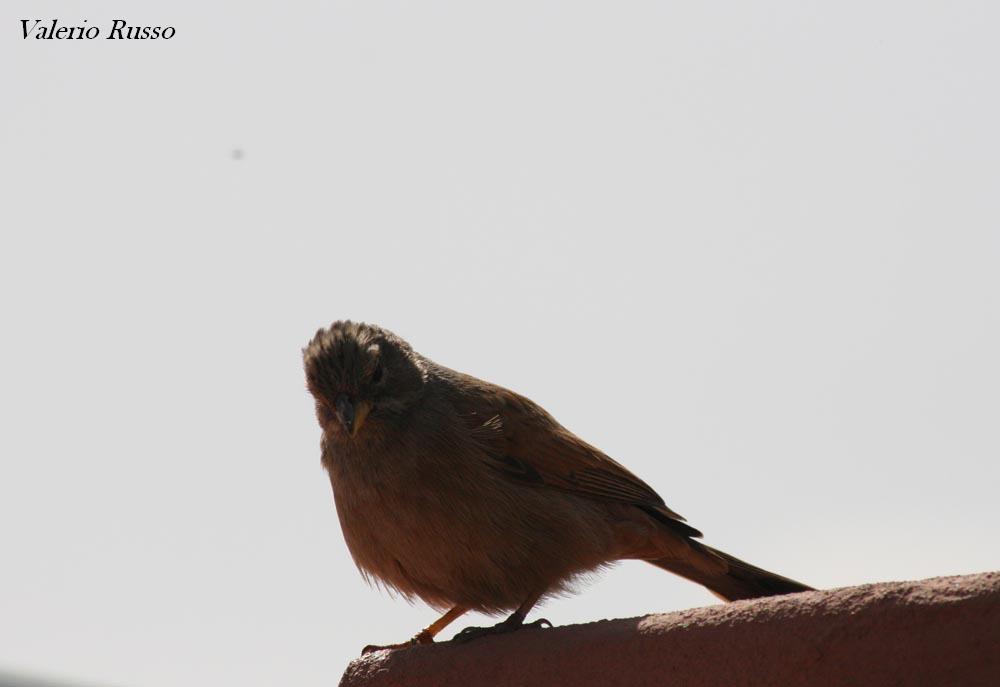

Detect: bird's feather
[451,376,703,538]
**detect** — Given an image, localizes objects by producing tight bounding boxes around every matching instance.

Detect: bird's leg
[362,605,468,654]
[452,592,551,644]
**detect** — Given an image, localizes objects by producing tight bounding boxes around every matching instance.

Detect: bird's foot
[361,629,434,654]
[452,617,552,644]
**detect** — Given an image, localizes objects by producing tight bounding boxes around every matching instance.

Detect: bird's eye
[371,360,384,385]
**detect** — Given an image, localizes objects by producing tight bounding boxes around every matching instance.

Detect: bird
[303,320,812,652]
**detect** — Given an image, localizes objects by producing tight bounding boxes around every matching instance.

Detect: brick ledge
[340,571,1000,687]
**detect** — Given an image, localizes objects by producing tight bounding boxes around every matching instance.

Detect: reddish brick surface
[340,572,1000,687]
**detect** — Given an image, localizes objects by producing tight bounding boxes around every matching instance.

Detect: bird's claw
[361,630,434,655]
[453,617,552,644]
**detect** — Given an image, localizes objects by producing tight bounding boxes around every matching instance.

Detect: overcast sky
[2,2,998,686]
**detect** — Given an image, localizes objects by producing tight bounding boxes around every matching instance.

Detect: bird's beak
[334,394,370,437]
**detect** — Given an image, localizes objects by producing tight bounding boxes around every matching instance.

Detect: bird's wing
[456,378,702,538]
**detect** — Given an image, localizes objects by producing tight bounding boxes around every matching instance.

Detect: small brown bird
[304,321,812,651]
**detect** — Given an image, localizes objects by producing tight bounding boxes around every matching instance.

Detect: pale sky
[2,2,998,686]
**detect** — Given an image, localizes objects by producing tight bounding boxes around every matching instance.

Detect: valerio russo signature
[21,19,176,40]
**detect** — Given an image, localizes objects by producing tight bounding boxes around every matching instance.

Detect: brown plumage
[303,321,812,651]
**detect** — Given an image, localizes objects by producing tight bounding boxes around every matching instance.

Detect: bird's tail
[647,541,813,601]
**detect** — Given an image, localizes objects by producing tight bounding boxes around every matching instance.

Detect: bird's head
[303,321,426,440]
